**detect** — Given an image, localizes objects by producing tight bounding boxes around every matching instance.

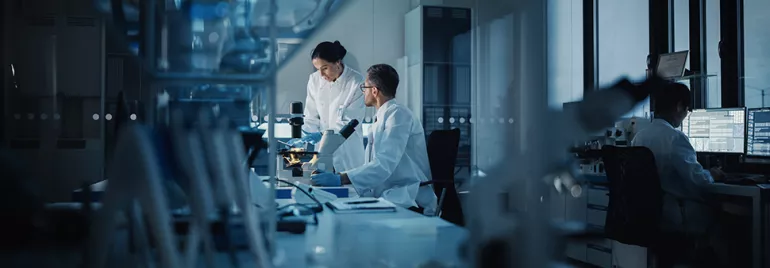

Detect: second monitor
[681,108,746,153]
[747,107,770,157]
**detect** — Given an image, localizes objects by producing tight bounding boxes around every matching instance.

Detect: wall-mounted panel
[407,5,472,167]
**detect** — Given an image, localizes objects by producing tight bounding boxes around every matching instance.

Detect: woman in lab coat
[296,41,366,173]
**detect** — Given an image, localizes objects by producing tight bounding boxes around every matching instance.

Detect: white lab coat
[345,100,438,215]
[631,118,715,234]
[303,65,366,173]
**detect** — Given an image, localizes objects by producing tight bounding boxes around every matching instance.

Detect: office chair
[419,128,464,226]
[104,91,132,179]
[602,145,709,268]
[114,91,132,134]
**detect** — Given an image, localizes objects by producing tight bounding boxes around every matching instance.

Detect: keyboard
[722,173,768,185]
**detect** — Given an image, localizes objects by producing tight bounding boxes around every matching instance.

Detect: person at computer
[309,64,438,216]
[631,82,729,263]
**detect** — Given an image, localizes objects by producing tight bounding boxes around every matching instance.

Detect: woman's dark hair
[311,41,347,63]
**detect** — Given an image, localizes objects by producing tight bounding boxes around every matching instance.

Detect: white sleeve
[345,109,411,191]
[303,75,321,133]
[334,80,366,131]
[671,135,714,187]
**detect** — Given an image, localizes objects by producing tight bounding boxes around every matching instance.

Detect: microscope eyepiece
[339,119,359,139]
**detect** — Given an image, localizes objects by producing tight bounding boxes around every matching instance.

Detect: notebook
[326,197,397,214]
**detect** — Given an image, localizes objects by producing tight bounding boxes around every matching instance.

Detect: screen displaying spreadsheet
[681,108,745,153]
[747,108,770,157]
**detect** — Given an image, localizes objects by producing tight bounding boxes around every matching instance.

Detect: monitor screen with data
[747,108,770,157]
[681,108,746,153]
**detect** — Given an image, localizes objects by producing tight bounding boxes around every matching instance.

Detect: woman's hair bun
[333,40,347,59]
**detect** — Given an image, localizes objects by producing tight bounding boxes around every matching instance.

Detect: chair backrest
[426,128,463,226]
[114,91,131,135]
[602,145,664,247]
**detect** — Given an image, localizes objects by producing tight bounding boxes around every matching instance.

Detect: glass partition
[744,0,770,108]
[91,1,348,264]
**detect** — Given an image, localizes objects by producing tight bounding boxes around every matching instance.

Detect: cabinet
[405,5,472,167]
[4,0,105,201]
[554,176,650,268]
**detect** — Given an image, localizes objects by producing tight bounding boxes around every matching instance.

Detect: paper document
[369,217,453,236]
[326,197,397,214]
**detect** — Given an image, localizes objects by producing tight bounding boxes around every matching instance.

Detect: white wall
[276,0,475,117]
[276,0,412,118]
[597,0,650,118]
[547,0,583,110]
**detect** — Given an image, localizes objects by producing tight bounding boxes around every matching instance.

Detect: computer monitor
[746,108,770,157]
[656,51,689,79]
[681,108,746,153]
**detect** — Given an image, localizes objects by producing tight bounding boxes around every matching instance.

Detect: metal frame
[100,12,108,187]
[720,0,745,108]
[689,0,708,109]
[648,0,672,113]
[649,0,673,70]
[583,0,597,94]
[1,0,7,143]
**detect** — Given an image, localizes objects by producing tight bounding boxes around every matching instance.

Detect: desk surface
[704,182,770,196]
[272,198,468,267]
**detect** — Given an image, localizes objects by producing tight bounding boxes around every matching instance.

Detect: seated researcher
[632,82,724,233]
[631,82,732,264]
[310,64,438,215]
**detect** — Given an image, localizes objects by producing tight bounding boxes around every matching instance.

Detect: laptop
[656,51,689,80]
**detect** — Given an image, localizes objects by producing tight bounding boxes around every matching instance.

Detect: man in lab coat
[311,64,438,215]
[631,82,730,265]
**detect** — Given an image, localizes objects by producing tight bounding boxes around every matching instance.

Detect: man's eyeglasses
[359,84,373,92]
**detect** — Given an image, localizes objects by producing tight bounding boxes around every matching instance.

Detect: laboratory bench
[67,175,770,267]
[62,180,468,267]
[554,174,770,268]
[70,180,356,202]
[3,201,466,267]
[551,176,620,268]
[272,199,467,267]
